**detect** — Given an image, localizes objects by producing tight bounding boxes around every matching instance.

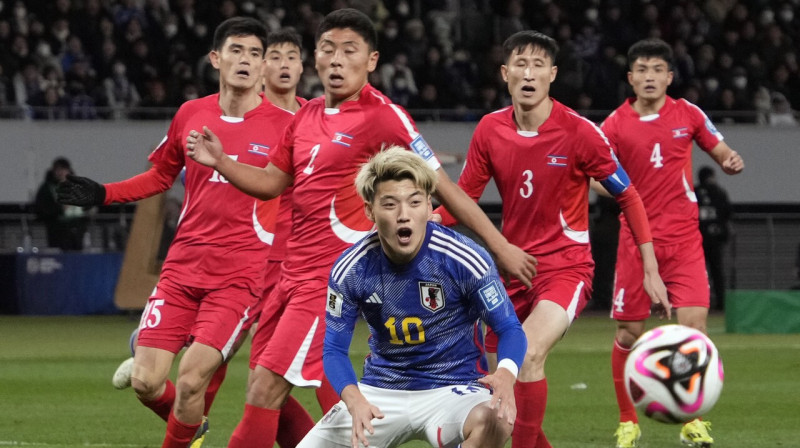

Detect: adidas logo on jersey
[366,293,383,304]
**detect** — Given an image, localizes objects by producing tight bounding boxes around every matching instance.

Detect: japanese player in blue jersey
[297,146,527,448]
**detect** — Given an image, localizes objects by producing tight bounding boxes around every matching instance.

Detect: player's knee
[175,371,206,400]
[616,321,644,347]
[464,404,512,447]
[131,375,163,400]
[523,344,547,369]
[245,369,288,409]
[616,328,638,347]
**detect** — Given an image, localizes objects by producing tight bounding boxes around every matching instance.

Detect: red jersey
[601,97,722,245]
[264,187,293,262]
[270,84,441,278]
[442,100,618,269]
[108,94,296,294]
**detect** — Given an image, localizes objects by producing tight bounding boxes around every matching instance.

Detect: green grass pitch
[1,313,798,447]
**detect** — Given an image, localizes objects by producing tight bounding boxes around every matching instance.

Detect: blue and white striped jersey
[324,222,524,393]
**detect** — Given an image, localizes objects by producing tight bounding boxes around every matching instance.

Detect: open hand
[187,126,224,168]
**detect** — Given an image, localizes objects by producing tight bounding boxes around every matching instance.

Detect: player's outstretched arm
[709,142,745,175]
[56,174,106,206]
[186,126,291,200]
[341,385,385,448]
[433,169,537,287]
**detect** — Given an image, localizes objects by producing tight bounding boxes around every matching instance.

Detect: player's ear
[364,202,376,223]
[550,65,558,82]
[209,50,221,69]
[627,71,634,86]
[500,65,508,83]
[667,70,674,86]
[367,50,379,72]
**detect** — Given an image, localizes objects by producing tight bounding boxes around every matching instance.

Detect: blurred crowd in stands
[1,0,798,124]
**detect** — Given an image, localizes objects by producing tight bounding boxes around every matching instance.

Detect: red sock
[203,362,228,416]
[139,380,176,422]
[513,379,550,448]
[613,340,638,423]
[535,428,551,448]
[276,395,315,448]
[161,412,200,448]
[228,404,280,448]
[315,375,340,414]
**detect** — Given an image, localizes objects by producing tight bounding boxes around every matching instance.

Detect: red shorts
[485,264,593,352]
[244,260,282,332]
[612,231,709,321]
[136,276,258,359]
[254,273,328,387]
[249,260,284,367]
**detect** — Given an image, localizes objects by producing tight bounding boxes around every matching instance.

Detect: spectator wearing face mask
[767,91,799,126]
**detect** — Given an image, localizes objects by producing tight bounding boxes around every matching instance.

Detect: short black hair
[316,8,377,52]
[627,38,673,70]
[52,157,72,170]
[267,28,303,50]
[698,166,715,183]
[502,31,559,65]
[212,17,268,55]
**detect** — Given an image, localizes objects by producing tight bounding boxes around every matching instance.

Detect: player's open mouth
[397,227,412,244]
[521,85,535,93]
[236,69,250,78]
[280,73,291,80]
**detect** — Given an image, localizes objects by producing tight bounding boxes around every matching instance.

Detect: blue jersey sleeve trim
[322,323,358,396]
[599,162,631,196]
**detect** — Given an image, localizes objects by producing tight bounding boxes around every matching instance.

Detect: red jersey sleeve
[269,116,297,175]
[684,99,724,152]
[600,111,621,156]
[371,103,441,172]
[576,118,618,181]
[103,107,188,204]
[434,119,493,226]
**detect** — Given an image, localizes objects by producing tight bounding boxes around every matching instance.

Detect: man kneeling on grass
[298,146,527,448]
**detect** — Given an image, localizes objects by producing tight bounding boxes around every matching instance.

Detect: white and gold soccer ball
[624,324,724,423]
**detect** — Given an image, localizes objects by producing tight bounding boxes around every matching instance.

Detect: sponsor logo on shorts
[419,282,445,313]
[479,281,503,311]
[322,404,342,424]
[327,287,343,317]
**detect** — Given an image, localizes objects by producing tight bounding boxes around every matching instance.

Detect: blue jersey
[324,222,524,394]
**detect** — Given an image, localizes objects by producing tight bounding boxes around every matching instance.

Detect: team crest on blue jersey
[479,281,504,310]
[248,143,269,156]
[332,132,354,147]
[419,282,445,313]
[327,287,343,317]
[672,127,689,138]
[547,155,567,167]
[410,135,435,161]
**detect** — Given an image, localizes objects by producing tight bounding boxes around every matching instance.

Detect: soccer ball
[624,324,724,424]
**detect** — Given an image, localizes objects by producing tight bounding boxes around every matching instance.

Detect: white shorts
[297,383,492,448]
